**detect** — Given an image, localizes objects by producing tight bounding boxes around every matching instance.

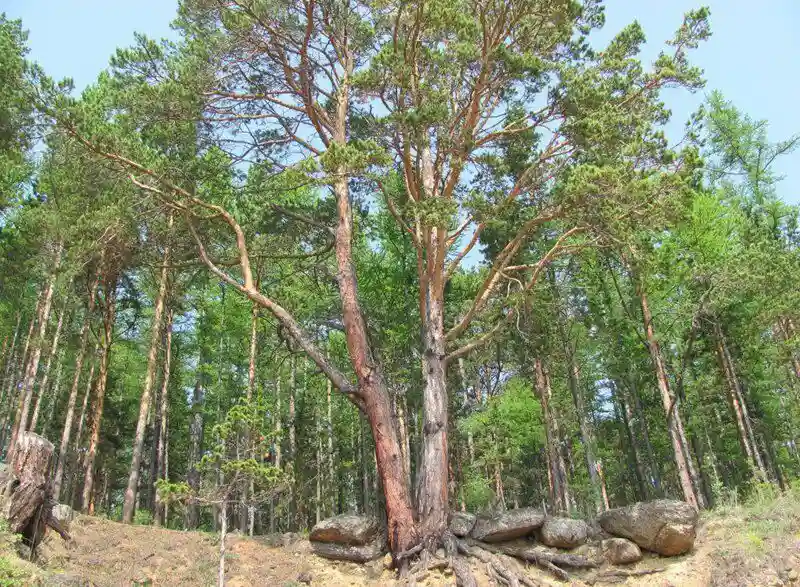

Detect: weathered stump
[2,432,69,550]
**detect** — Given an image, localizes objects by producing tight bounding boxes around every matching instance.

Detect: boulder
[471,508,545,543]
[601,537,642,565]
[572,544,603,565]
[540,517,589,549]
[309,514,381,546]
[597,499,698,556]
[449,512,477,537]
[311,537,385,562]
[51,504,75,531]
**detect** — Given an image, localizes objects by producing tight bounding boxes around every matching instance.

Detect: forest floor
[1,487,799,587]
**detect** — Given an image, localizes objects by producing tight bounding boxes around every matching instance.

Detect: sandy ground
[28,513,799,587]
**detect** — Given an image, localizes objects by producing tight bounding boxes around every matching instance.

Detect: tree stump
[2,432,69,549]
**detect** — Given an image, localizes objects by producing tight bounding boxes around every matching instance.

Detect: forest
[0,0,799,584]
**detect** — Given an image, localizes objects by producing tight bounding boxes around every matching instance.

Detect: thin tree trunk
[154,308,173,527]
[316,405,322,524]
[714,322,768,480]
[2,293,40,443]
[218,486,227,587]
[30,304,67,432]
[123,222,172,523]
[41,350,65,437]
[566,350,603,512]
[534,358,570,513]
[613,382,647,501]
[53,269,99,501]
[287,355,296,529]
[326,378,336,517]
[0,313,21,402]
[187,377,204,530]
[240,302,258,534]
[9,242,62,459]
[270,375,282,533]
[81,278,117,513]
[636,282,698,509]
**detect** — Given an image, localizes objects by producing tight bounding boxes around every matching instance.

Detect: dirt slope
[22,505,800,587]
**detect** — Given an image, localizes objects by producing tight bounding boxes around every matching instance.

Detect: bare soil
[18,509,800,587]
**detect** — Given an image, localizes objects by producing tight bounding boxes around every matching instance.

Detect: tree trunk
[29,305,67,433]
[40,351,64,438]
[534,358,570,513]
[287,355,297,528]
[566,350,603,512]
[53,269,99,501]
[413,140,451,545]
[9,243,62,459]
[270,374,282,533]
[713,321,768,481]
[326,378,336,517]
[6,432,66,549]
[81,278,117,513]
[186,377,204,529]
[217,486,228,587]
[612,383,647,501]
[0,313,22,405]
[2,295,40,448]
[154,308,173,527]
[123,225,172,523]
[636,282,698,509]
[0,298,40,450]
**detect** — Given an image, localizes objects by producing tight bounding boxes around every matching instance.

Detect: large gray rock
[601,537,642,565]
[597,499,698,556]
[309,514,381,546]
[540,517,589,549]
[449,512,477,537]
[471,508,545,543]
[51,503,76,531]
[310,537,385,562]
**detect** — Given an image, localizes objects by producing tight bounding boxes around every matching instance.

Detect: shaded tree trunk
[534,358,570,513]
[9,242,62,459]
[40,351,64,438]
[1,302,39,449]
[566,349,603,512]
[186,376,204,529]
[270,375,282,533]
[0,313,22,406]
[29,304,67,433]
[53,269,99,501]
[326,378,336,517]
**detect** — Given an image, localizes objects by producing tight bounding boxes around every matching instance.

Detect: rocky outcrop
[601,537,642,564]
[449,512,476,537]
[540,517,589,549]
[309,514,386,562]
[309,514,381,546]
[471,507,545,542]
[51,504,76,532]
[597,499,698,556]
[310,538,385,562]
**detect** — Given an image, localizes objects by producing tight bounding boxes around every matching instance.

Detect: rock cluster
[308,514,386,562]
[308,499,698,567]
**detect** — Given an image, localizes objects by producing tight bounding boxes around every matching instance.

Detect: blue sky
[5,0,800,203]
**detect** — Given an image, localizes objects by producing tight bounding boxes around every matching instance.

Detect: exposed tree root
[403,531,596,586]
